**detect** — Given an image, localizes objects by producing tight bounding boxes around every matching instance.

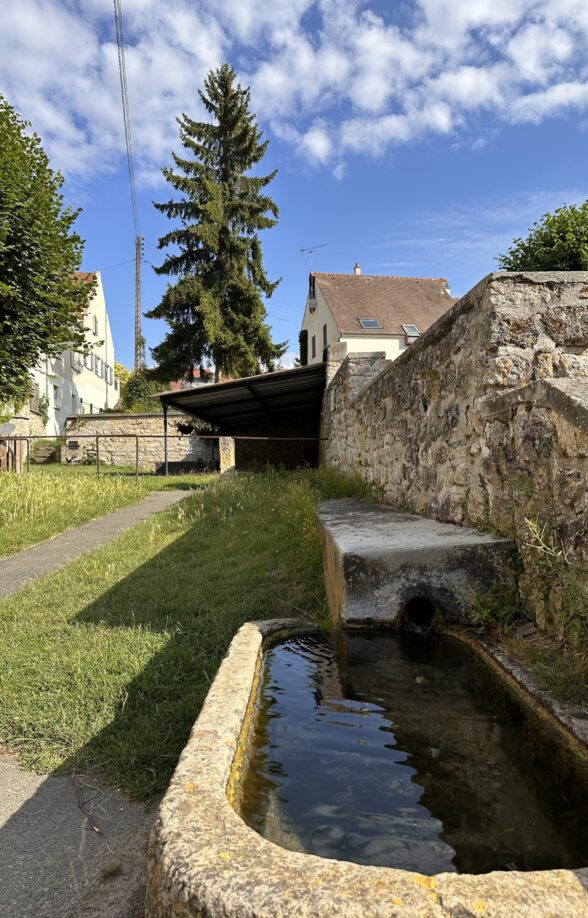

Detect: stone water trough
[146,501,588,917]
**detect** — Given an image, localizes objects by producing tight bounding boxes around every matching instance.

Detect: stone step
[318,498,515,627]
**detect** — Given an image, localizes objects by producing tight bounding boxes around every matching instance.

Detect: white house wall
[30,272,118,436]
[341,335,406,361]
[301,285,340,364]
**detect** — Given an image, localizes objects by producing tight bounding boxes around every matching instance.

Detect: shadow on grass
[52,502,310,799]
[46,468,373,798]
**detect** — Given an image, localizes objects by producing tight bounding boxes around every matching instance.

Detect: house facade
[29,271,119,435]
[300,264,456,365]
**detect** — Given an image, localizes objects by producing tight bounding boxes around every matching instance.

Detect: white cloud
[300,122,332,163]
[1,0,588,180]
[509,81,588,122]
[507,24,574,84]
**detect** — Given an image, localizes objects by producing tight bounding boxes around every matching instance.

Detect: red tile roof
[313,273,456,335]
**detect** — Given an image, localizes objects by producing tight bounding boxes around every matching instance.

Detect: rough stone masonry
[64,412,218,471]
[321,272,588,628]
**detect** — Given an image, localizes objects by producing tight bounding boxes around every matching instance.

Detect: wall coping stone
[343,271,588,407]
[65,412,186,421]
[480,378,588,435]
[146,617,588,917]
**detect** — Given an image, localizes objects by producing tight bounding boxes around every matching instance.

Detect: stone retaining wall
[321,272,588,626]
[64,413,218,471]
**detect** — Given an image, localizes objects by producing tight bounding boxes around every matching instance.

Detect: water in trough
[238,630,588,875]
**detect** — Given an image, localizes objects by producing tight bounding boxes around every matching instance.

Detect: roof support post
[219,436,236,476]
[163,402,169,476]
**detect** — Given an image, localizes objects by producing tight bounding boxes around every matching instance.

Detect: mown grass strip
[0,466,214,557]
[0,468,373,798]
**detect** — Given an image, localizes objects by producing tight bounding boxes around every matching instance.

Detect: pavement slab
[0,754,154,918]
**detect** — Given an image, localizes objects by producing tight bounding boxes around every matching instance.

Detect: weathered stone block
[319,498,515,626]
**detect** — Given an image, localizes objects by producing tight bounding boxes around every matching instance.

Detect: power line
[113,0,139,237]
[100,257,136,271]
[113,0,143,370]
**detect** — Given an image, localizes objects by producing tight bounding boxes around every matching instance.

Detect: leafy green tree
[497,201,588,271]
[0,96,92,408]
[114,362,131,390]
[149,63,286,381]
[121,368,162,413]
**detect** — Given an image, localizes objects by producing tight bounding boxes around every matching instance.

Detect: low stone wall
[64,413,218,471]
[322,272,588,627]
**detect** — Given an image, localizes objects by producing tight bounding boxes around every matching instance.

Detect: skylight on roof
[358,317,382,329]
[402,324,420,336]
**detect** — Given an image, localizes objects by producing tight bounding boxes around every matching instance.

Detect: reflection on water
[238,631,588,875]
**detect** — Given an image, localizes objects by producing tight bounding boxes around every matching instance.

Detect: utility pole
[134,235,144,369]
[114,0,143,371]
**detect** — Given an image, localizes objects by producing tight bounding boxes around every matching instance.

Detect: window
[358,317,382,329]
[95,356,103,378]
[323,323,328,348]
[72,394,77,413]
[70,351,83,372]
[84,352,93,370]
[311,334,316,359]
[93,315,99,336]
[53,384,61,410]
[402,323,421,345]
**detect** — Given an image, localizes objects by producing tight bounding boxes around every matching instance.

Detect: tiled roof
[313,273,456,335]
[74,271,97,283]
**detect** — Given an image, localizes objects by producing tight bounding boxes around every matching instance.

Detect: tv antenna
[300,242,328,272]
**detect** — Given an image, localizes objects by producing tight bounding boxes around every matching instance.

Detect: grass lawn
[0,468,373,798]
[0,465,215,558]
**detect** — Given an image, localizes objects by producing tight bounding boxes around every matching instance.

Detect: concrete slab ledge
[146,618,588,917]
[318,499,515,626]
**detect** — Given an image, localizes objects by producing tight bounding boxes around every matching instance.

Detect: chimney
[354,262,361,276]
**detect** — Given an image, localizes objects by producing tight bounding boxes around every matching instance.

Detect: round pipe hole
[402,596,437,632]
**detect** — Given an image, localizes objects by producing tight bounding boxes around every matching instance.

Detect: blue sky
[2,0,588,369]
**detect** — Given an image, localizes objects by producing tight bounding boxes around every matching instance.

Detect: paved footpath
[0,754,154,918]
[0,491,189,916]
[0,490,189,598]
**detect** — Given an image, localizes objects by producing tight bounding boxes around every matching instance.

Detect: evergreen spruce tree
[148,63,286,381]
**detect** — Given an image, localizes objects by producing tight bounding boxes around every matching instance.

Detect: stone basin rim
[146,617,588,917]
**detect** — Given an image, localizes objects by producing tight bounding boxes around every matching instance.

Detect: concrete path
[0,490,189,598]
[0,754,154,918]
